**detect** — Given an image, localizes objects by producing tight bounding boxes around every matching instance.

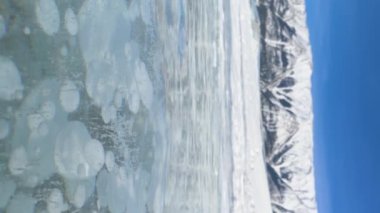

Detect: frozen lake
[0,0,316,212]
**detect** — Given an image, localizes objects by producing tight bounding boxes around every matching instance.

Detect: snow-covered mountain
[257,0,317,212]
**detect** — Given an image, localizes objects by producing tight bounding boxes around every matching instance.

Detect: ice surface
[64,8,78,36]
[0,178,16,208]
[96,168,130,213]
[6,193,35,213]
[23,27,30,35]
[35,0,60,36]
[0,56,23,101]
[40,101,56,120]
[0,15,5,39]
[0,119,10,140]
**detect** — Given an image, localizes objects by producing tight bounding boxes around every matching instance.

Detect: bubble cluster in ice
[134,61,153,109]
[64,8,78,36]
[72,184,86,208]
[0,56,23,101]
[54,121,104,180]
[105,151,115,172]
[23,27,31,35]
[59,80,80,113]
[8,146,28,176]
[35,0,60,35]
[96,168,130,213]
[79,0,154,122]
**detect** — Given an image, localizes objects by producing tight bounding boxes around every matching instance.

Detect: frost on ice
[35,0,60,35]
[0,56,23,101]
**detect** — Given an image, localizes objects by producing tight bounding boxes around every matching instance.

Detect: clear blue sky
[306,0,380,212]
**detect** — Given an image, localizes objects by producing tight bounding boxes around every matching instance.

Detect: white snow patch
[0,56,23,101]
[35,0,60,35]
[9,146,28,176]
[229,0,272,212]
[0,118,10,139]
[65,8,78,36]
[59,80,80,112]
